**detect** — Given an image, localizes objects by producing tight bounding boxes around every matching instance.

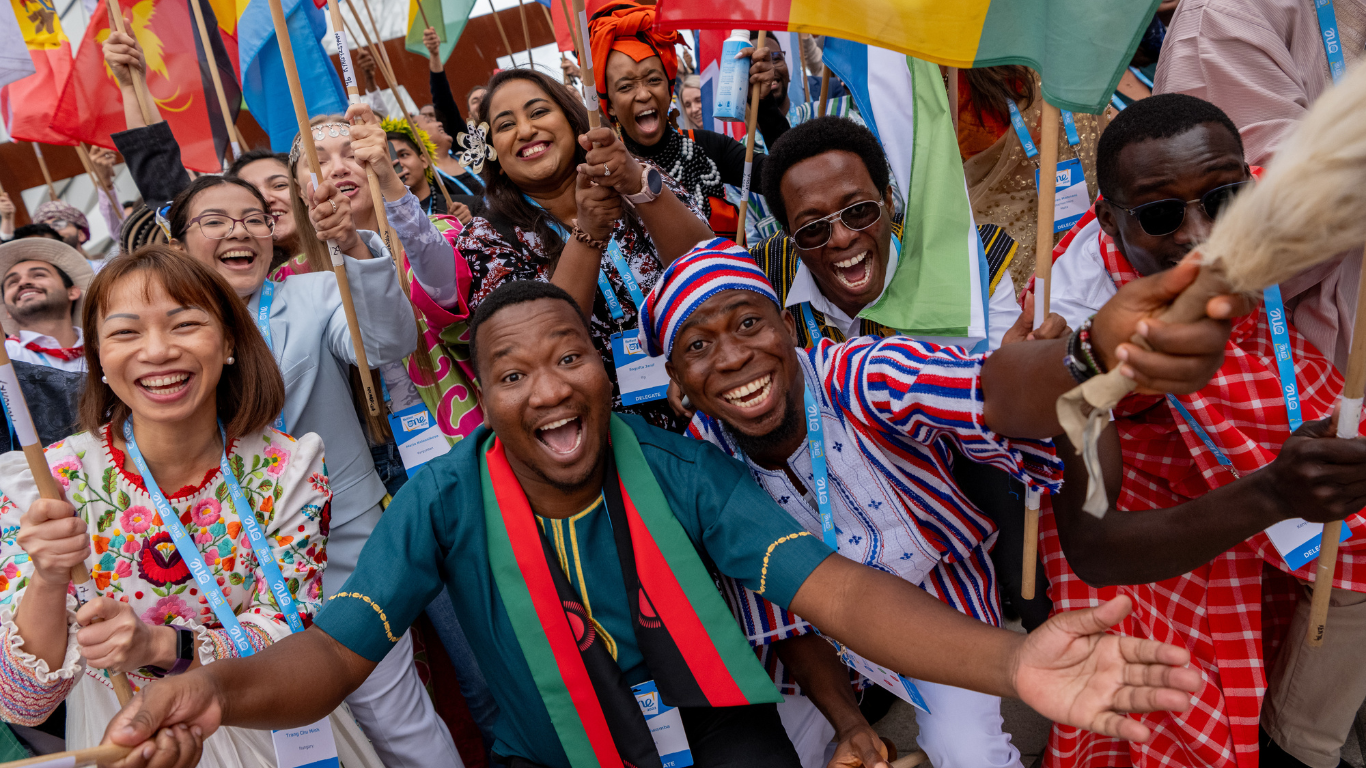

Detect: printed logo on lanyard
[803,386,838,550]
[1264,285,1303,430]
[1008,100,1081,156]
[1315,0,1349,83]
[255,282,287,433]
[122,419,306,656]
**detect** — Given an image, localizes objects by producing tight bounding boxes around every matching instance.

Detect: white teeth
[139,373,190,391]
[520,143,547,158]
[538,417,576,432]
[834,251,867,269]
[723,375,773,406]
[637,109,657,118]
[221,250,255,262]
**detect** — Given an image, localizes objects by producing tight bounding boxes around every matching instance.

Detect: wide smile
[634,107,661,135]
[517,141,550,160]
[535,415,584,456]
[830,251,873,291]
[268,205,290,222]
[336,181,359,198]
[218,247,259,271]
[137,371,192,402]
[721,374,773,411]
[13,287,44,303]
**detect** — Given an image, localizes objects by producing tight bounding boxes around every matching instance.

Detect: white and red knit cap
[641,237,779,359]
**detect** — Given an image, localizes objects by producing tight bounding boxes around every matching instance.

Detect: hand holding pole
[106,0,156,127]
[733,30,767,248]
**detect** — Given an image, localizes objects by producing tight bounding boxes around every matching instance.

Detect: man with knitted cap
[31,200,92,260]
[588,1,785,239]
[642,239,1247,768]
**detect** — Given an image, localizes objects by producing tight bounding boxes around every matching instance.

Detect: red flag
[0,0,77,144]
[51,0,235,172]
[548,0,612,56]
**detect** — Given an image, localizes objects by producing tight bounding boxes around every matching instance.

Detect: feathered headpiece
[382,116,440,185]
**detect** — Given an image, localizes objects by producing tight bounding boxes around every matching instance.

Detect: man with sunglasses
[1042,93,1366,768]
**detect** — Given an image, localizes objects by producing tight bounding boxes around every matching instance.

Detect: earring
[226,356,235,365]
[100,375,107,383]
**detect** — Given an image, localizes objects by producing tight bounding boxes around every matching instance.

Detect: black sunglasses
[791,200,885,250]
[1109,180,1253,237]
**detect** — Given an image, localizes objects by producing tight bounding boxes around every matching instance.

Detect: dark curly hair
[1096,93,1245,200]
[760,116,892,232]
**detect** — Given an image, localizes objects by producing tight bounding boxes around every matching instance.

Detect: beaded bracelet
[1064,315,1106,384]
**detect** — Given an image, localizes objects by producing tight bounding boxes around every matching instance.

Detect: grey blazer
[246,232,418,530]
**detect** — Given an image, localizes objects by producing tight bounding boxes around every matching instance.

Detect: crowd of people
[0,1,1362,767]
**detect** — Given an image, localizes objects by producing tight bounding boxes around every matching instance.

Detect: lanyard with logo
[1263,286,1303,430]
[802,385,838,550]
[1006,100,1081,158]
[1314,0,1349,83]
[255,282,287,433]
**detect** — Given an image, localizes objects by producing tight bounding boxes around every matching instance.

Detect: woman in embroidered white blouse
[0,247,382,766]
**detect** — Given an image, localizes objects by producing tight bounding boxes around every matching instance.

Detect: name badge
[611,332,670,405]
[272,718,340,768]
[830,639,931,714]
[1035,158,1090,233]
[1265,517,1352,572]
[631,680,693,767]
[386,402,453,472]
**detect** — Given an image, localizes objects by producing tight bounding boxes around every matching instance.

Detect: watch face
[647,168,663,196]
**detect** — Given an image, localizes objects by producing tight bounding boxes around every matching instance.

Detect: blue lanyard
[1127,66,1155,90]
[800,302,826,343]
[1111,94,1128,112]
[523,195,639,322]
[121,420,307,654]
[437,168,475,196]
[1166,395,1240,478]
[1061,110,1080,146]
[1006,99,1039,159]
[801,386,838,550]
[1263,285,1303,431]
[255,283,286,432]
[1314,0,1348,83]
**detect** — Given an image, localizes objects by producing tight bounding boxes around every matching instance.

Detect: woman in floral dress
[0,247,382,766]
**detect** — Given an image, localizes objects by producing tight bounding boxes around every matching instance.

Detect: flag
[0,0,76,144]
[694,28,743,139]
[237,0,345,151]
[656,0,1161,113]
[404,0,474,65]
[824,40,990,344]
[0,7,36,88]
[545,0,611,55]
[51,0,240,172]
[204,0,241,78]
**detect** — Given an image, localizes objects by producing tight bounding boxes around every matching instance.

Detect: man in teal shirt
[101,280,1207,768]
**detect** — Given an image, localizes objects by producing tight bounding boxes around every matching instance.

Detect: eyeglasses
[188,212,275,240]
[791,200,885,250]
[1108,180,1252,237]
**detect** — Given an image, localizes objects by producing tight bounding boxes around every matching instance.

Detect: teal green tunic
[315,414,833,767]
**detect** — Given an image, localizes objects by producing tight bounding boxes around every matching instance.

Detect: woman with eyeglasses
[0,246,384,766]
[161,174,463,767]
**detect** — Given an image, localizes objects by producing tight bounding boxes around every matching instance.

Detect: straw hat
[0,238,96,336]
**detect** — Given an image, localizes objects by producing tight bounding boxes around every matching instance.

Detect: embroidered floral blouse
[0,426,330,724]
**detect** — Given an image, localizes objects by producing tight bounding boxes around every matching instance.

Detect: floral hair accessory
[457,121,497,174]
[289,122,351,165]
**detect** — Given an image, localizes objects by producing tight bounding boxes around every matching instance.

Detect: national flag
[824,40,990,344]
[656,0,1162,113]
[0,7,37,88]
[404,0,474,65]
[204,0,242,78]
[0,0,76,144]
[51,0,240,173]
[545,0,610,55]
[237,0,345,151]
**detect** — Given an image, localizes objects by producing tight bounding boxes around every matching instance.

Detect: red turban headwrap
[588,1,681,118]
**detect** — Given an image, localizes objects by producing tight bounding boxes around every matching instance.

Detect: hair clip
[155,203,173,239]
[457,121,497,174]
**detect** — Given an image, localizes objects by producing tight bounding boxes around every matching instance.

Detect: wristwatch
[146,625,195,678]
[623,165,663,207]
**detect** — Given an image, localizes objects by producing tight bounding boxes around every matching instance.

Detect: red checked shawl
[1040,203,1366,768]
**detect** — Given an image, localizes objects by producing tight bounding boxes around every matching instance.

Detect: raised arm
[104,31,191,207]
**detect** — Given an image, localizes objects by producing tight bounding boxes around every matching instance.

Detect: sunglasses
[791,200,885,250]
[1109,180,1252,237]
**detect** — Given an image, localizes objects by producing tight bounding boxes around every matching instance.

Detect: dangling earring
[100,375,107,383]
[226,356,235,365]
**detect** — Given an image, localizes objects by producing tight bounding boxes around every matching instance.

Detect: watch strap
[623,166,661,206]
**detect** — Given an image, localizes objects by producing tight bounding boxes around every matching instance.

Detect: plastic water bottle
[714,30,753,122]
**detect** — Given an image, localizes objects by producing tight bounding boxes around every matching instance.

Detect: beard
[728,385,806,461]
[6,291,70,325]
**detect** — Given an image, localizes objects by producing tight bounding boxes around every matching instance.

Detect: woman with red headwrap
[589,1,786,239]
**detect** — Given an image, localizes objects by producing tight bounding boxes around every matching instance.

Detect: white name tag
[1266,517,1352,572]
[612,332,670,405]
[631,680,693,767]
[272,718,340,768]
[386,402,453,472]
[1036,158,1091,233]
[831,640,931,714]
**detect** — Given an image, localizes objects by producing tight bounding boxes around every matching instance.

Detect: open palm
[1013,596,1202,742]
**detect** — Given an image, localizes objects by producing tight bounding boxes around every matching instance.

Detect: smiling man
[1042,93,1366,768]
[0,238,94,373]
[648,240,1238,768]
[101,278,1214,768]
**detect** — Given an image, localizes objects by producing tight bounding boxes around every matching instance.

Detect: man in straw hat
[0,238,94,373]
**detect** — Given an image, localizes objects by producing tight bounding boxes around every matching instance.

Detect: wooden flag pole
[0,343,136,705]
[265,0,380,415]
[0,743,132,767]
[558,0,581,64]
[1020,100,1061,602]
[947,67,959,134]
[817,65,830,117]
[570,0,599,128]
[732,30,767,248]
[415,0,431,31]
[343,11,455,212]
[797,34,811,106]
[516,0,533,67]
[487,0,519,68]
[188,0,245,160]
[106,0,157,127]
[76,144,122,226]
[1307,256,1366,645]
[31,144,57,200]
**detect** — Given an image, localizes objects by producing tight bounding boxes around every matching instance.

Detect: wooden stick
[0,743,132,767]
[797,34,810,106]
[0,343,135,705]
[890,752,929,768]
[558,0,581,64]
[516,0,532,67]
[416,0,431,31]
[1021,100,1061,600]
[76,144,122,226]
[947,67,959,134]
[570,0,598,128]
[188,0,243,161]
[488,0,519,68]
[732,30,767,248]
[107,0,157,127]
[31,143,57,200]
[1307,253,1366,645]
[265,0,379,415]
[817,66,830,117]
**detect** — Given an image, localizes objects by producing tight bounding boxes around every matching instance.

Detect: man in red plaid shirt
[1043,93,1366,768]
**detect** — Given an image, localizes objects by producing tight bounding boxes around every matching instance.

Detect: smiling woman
[0,246,384,767]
